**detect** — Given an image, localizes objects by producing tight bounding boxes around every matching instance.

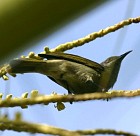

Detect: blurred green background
[0,0,108,60]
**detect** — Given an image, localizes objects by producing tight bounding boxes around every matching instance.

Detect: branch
[0,118,136,136]
[0,90,140,108]
[0,118,79,136]
[75,129,136,136]
[50,16,140,52]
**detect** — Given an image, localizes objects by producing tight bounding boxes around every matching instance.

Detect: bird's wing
[38,52,104,74]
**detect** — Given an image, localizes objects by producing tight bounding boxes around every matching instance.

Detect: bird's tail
[7,58,47,74]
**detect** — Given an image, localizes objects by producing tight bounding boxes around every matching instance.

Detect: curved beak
[119,50,132,60]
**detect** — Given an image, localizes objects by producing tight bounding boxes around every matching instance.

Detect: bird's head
[101,50,132,67]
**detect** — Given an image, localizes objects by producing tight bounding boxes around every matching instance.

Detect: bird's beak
[119,50,132,60]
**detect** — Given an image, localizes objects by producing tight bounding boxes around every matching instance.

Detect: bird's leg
[101,88,111,101]
[62,80,73,104]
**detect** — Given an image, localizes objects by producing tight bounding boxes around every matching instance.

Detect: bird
[6,51,132,94]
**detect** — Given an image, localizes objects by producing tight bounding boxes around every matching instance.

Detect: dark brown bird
[7,51,132,94]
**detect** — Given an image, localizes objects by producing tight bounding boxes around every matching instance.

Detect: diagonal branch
[0,118,136,136]
[50,16,140,52]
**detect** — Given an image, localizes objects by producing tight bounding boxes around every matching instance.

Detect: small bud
[6,94,12,99]
[44,46,50,53]
[55,102,65,111]
[31,90,38,98]
[21,92,28,98]
[20,55,26,58]
[28,52,35,58]
[0,93,3,99]
[2,75,9,80]
[21,105,28,109]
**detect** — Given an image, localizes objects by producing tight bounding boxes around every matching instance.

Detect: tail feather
[8,58,46,74]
